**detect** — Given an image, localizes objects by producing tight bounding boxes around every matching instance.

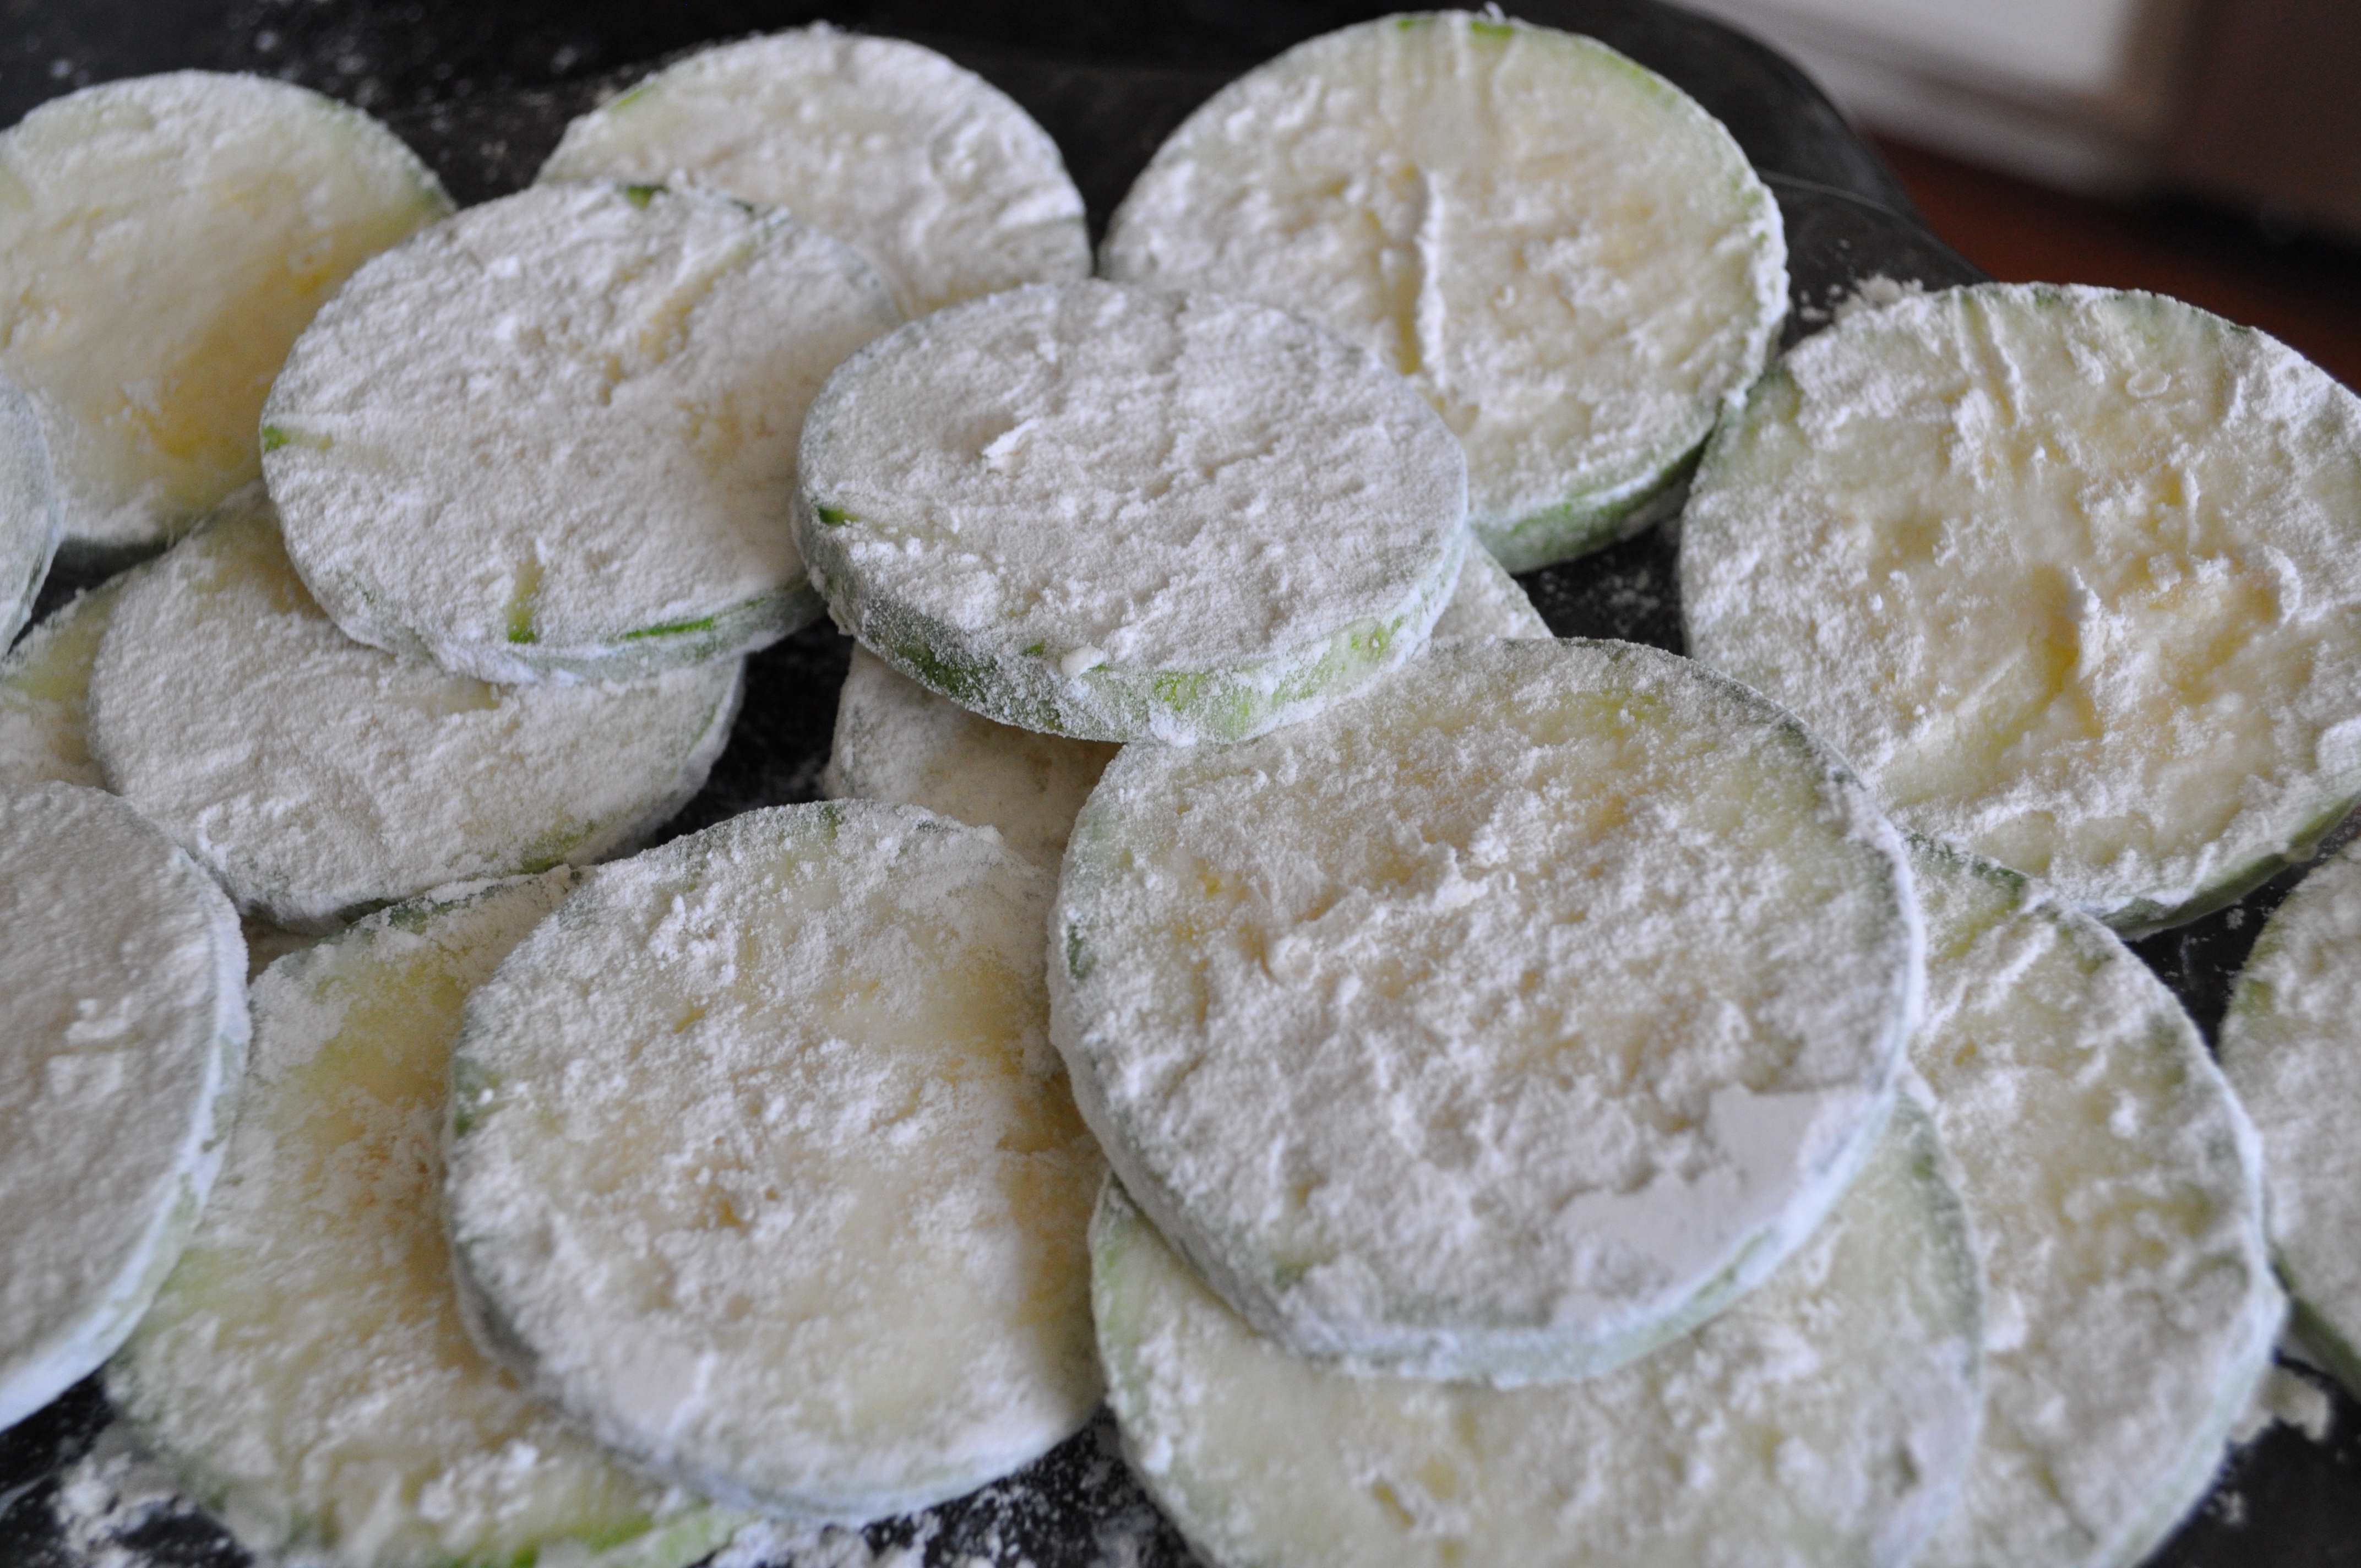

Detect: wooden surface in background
[1879,136,2361,390]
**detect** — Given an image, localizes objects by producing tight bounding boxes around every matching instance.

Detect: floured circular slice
[1095,1093,1981,1568]
[0,72,449,565]
[1682,284,2361,934]
[265,181,902,683]
[1101,12,1786,573]
[0,378,56,649]
[823,647,1120,870]
[0,573,129,790]
[111,873,745,1568]
[820,548,1545,869]
[797,281,1468,744]
[537,26,1089,318]
[85,493,742,932]
[1429,544,1549,643]
[444,803,1107,1520]
[1,782,246,1431]
[1051,638,1920,1383]
[2220,841,2361,1398]
[1908,840,2281,1568]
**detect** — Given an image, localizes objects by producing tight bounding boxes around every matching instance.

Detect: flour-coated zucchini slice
[1682,284,2361,934]
[797,281,1468,744]
[0,72,449,565]
[1,782,246,1431]
[0,378,56,647]
[444,803,1106,1521]
[265,182,901,682]
[822,647,1119,871]
[85,493,742,931]
[1094,1093,1981,1568]
[0,573,129,790]
[819,546,1545,869]
[538,26,1089,318]
[1908,840,2282,1568]
[1429,543,1549,642]
[111,872,744,1568]
[1102,12,1786,571]
[2221,841,2361,1399]
[1052,637,1921,1383]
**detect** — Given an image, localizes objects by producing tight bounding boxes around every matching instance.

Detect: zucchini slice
[0,72,449,564]
[1,782,246,1430]
[85,492,742,932]
[264,182,901,682]
[539,26,1089,318]
[0,573,129,790]
[2220,842,2361,1398]
[1094,1095,1981,1568]
[444,803,1106,1521]
[797,280,1468,744]
[1102,12,1786,571]
[1052,637,1920,1383]
[111,873,744,1568]
[0,378,56,648]
[1908,840,2282,1568]
[1682,284,2361,934]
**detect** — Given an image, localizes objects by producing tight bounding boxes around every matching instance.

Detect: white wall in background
[1678,0,2201,191]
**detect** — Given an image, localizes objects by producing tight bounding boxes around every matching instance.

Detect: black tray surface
[4,5,2357,1565]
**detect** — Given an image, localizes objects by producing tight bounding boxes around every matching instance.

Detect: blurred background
[4,0,2354,386]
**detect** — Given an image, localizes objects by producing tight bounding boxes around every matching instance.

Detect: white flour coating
[1093,1097,1982,1568]
[0,782,247,1430]
[0,72,448,562]
[1052,639,1922,1383]
[1,378,57,646]
[110,873,744,1568]
[0,574,129,790]
[85,494,742,932]
[445,804,1107,1520]
[1428,542,1551,642]
[44,1424,213,1568]
[1907,841,2282,1568]
[798,281,1470,744]
[538,26,1090,318]
[2221,841,2361,1398]
[2230,1365,2337,1447]
[1101,12,1787,571]
[265,181,902,682]
[823,647,1120,871]
[1682,284,2361,934]
[819,548,1546,869]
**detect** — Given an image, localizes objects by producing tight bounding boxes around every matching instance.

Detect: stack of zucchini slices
[2,10,2352,1568]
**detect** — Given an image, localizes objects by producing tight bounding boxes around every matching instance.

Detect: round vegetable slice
[111,872,745,1568]
[1094,1093,1982,1568]
[0,378,56,648]
[1681,284,2361,934]
[1908,840,2282,1568]
[85,492,742,932]
[444,803,1107,1520]
[1051,637,1921,1383]
[2220,841,2361,1398]
[0,573,129,791]
[0,72,450,564]
[1101,12,1787,572]
[538,26,1089,318]
[797,280,1469,744]
[1,782,246,1431]
[820,547,1546,870]
[1428,543,1549,643]
[265,181,901,682]
[823,647,1119,871]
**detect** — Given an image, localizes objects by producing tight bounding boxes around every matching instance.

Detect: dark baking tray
[5,4,2357,1563]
